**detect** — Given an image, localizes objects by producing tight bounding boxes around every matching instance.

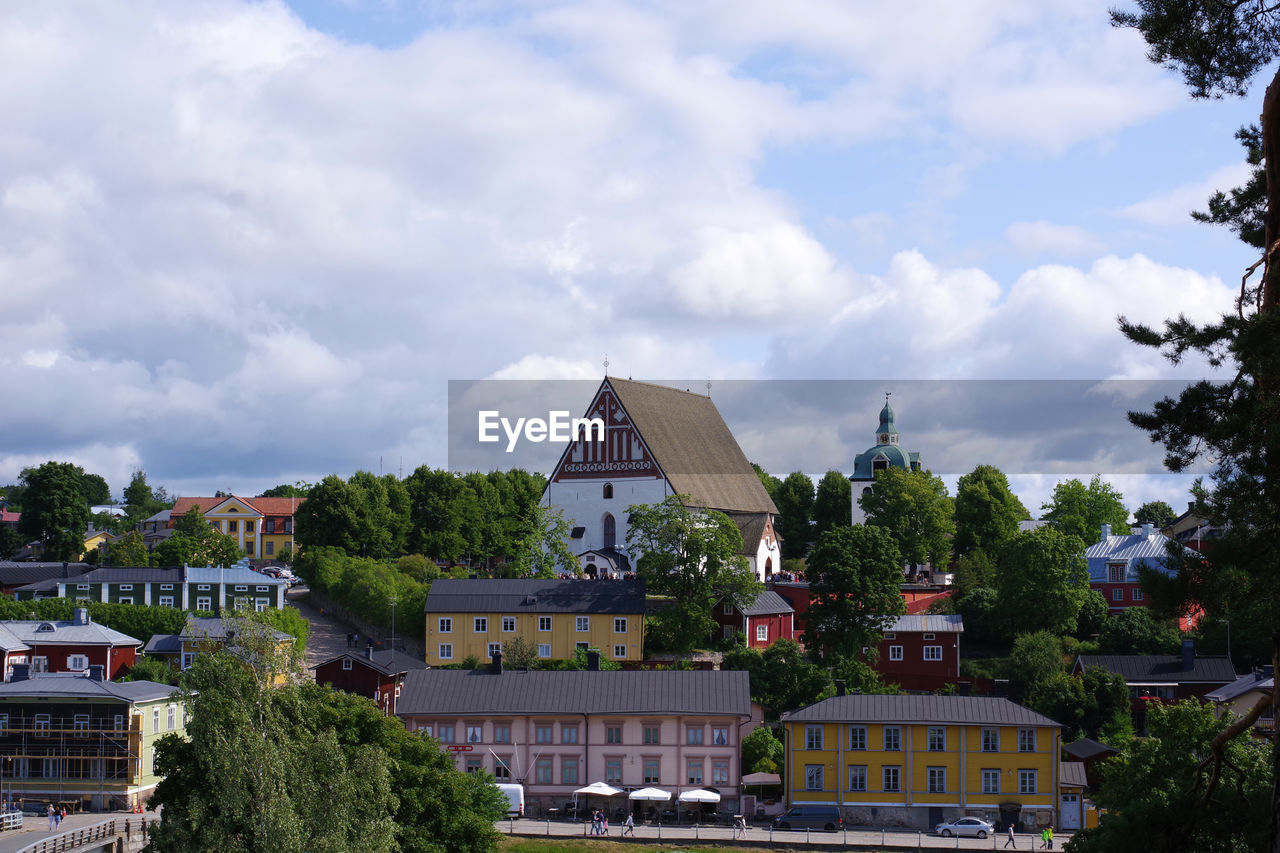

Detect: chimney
[88,665,105,682]
[1182,639,1195,671]
[11,664,29,683]
[490,650,504,674]
[834,679,846,697]
[586,651,601,671]
[1100,523,1111,542]
[62,562,70,579]
[1141,522,1154,537]
[993,678,1009,697]
[364,645,374,661]
[73,607,90,626]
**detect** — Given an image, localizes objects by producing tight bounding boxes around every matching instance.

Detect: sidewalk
[0,810,159,853]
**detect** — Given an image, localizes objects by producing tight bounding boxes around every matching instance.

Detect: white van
[495,783,524,818]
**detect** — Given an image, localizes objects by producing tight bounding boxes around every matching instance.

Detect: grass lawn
[500,837,817,853]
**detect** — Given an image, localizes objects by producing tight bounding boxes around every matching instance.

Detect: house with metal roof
[167,495,304,562]
[0,608,142,681]
[312,647,428,715]
[146,616,294,676]
[14,565,287,611]
[1072,643,1236,726]
[712,590,795,648]
[1084,522,1200,626]
[543,377,781,581]
[422,578,645,666]
[396,661,758,817]
[870,613,963,692]
[1204,666,1273,735]
[780,692,1063,833]
[0,668,182,811]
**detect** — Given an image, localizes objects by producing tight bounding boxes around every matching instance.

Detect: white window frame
[804,764,824,791]
[889,645,903,661]
[438,644,453,660]
[501,617,516,632]
[537,643,551,658]
[849,725,867,750]
[923,645,943,661]
[884,726,901,751]
[882,765,900,792]
[538,616,552,631]
[474,617,488,632]
[158,596,174,608]
[66,654,89,671]
[614,617,627,633]
[982,768,1000,794]
[575,616,589,632]
[1019,769,1037,794]
[613,644,626,658]
[756,624,768,642]
[805,725,823,750]
[439,617,452,633]
[487,642,501,659]
[1018,728,1036,752]
[927,766,946,793]
[848,764,867,791]
[342,658,353,670]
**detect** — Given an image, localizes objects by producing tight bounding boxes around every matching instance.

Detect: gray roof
[1062,738,1119,761]
[781,694,1062,727]
[397,669,751,718]
[184,567,287,586]
[723,511,770,556]
[1075,654,1237,684]
[0,620,141,647]
[312,649,428,677]
[0,675,174,703]
[1205,667,1274,703]
[0,563,91,587]
[423,578,646,614]
[1060,762,1088,788]
[1083,532,1192,583]
[886,614,964,633]
[180,616,292,643]
[16,565,288,592]
[605,378,778,515]
[738,591,793,616]
[144,634,182,655]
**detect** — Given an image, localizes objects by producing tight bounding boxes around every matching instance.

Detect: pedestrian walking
[1047,826,1054,850]
[54,807,62,830]
[1005,823,1017,848]
[1041,827,1049,849]
[735,814,749,838]
[623,813,635,836]
[46,804,54,831]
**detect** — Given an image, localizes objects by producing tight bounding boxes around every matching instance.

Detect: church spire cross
[603,354,609,376]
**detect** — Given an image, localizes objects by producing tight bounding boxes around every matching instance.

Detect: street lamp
[389,594,397,654]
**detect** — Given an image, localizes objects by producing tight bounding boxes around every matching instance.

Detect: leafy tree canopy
[1006,630,1064,704]
[1040,475,1129,545]
[859,467,954,567]
[721,638,831,719]
[811,469,852,540]
[153,507,242,568]
[1097,607,1183,656]
[774,471,815,560]
[803,525,906,660]
[741,725,784,774]
[18,461,91,562]
[1134,499,1177,528]
[80,473,111,507]
[994,526,1090,638]
[953,464,1027,557]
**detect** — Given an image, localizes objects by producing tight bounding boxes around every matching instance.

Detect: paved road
[0,809,159,853]
[286,586,361,671]
[501,819,1072,851]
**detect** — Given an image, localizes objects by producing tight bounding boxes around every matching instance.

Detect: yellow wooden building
[170,495,303,561]
[780,693,1063,832]
[422,578,645,666]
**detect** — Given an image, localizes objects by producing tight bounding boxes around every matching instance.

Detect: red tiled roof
[0,510,19,524]
[170,496,304,518]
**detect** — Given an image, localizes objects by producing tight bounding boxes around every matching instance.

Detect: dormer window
[35,623,55,633]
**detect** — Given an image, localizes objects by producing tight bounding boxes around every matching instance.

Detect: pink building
[396,660,759,817]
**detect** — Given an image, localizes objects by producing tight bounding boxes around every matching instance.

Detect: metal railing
[16,818,119,853]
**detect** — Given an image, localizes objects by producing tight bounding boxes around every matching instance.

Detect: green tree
[295,473,410,559]
[1067,700,1272,853]
[1007,631,1064,704]
[1076,590,1109,639]
[721,638,831,719]
[751,463,781,501]
[18,461,91,561]
[994,527,1090,638]
[107,530,149,567]
[1097,607,1183,656]
[741,725,783,774]
[626,496,762,652]
[0,526,20,560]
[153,507,242,568]
[953,464,1027,557]
[502,503,578,579]
[121,655,179,685]
[1134,500,1176,528]
[954,587,1001,643]
[951,549,997,602]
[859,467,954,568]
[1031,668,1132,745]
[502,635,540,670]
[1040,476,1129,545]
[404,467,480,563]
[80,473,111,507]
[123,469,169,529]
[259,483,309,498]
[774,472,815,559]
[803,525,906,660]
[811,469,852,539]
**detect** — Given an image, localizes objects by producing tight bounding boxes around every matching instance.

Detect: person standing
[1005,824,1016,848]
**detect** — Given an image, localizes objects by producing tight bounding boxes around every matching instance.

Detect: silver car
[934,816,994,838]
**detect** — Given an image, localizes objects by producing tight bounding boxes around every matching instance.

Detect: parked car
[772,805,843,832]
[934,817,994,838]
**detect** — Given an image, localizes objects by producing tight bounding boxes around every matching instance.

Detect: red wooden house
[312,647,429,715]
[871,613,963,692]
[713,591,796,648]
[0,607,140,680]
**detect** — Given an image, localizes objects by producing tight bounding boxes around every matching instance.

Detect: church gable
[549,382,664,483]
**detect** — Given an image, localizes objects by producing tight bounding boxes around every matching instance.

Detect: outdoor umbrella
[741,772,781,786]
[574,782,624,820]
[628,787,672,801]
[677,789,721,803]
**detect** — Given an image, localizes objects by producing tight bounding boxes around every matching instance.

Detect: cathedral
[849,396,923,524]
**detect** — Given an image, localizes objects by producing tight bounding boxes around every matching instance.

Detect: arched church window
[603,513,616,549]
[603,483,613,499]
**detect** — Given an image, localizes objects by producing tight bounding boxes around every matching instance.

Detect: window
[923,645,942,661]
[536,725,553,744]
[117,596,133,605]
[614,617,627,633]
[643,726,660,744]
[266,519,276,533]
[606,725,622,744]
[882,766,900,792]
[805,725,823,750]
[34,714,50,737]
[181,653,195,670]
[73,714,89,736]
[613,644,626,658]
[712,759,729,785]
[245,521,254,533]
[439,618,452,633]
[849,725,867,750]
[982,769,1000,794]
[502,617,516,632]
[112,714,123,733]
[166,704,175,730]
[256,585,270,593]
[233,598,248,611]
[466,726,482,743]
[1133,588,1144,601]
[77,584,89,591]
[538,616,552,631]
[494,725,511,743]
[153,709,160,733]
[535,758,552,784]
[687,759,703,785]
[158,596,174,607]
[198,584,210,591]
[884,726,901,751]
[160,583,173,591]
[756,625,768,642]
[343,659,353,670]
[602,513,616,548]
[723,602,735,615]
[561,757,579,785]
[1113,588,1124,602]
[927,766,946,793]
[235,585,248,592]
[494,756,512,780]
[66,654,88,671]
[805,765,824,790]
[284,519,292,533]
[1108,562,1126,583]
[437,724,454,743]
[712,726,729,745]
[474,617,488,632]
[643,759,660,784]
[196,597,211,611]
[561,725,579,744]
[889,645,903,661]
[120,584,133,591]
[253,597,268,611]
[923,632,935,640]
[537,644,551,658]
[438,644,453,660]
[228,520,238,533]
[0,715,7,735]
[1018,729,1036,752]
[1019,769,1037,794]
[605,759,622,785]
[603,483,613,499]
[576,616,589,632]
[487,642,501,659]
[575,641,588,652]
[44,757,59,779]
[265,541,274,556]
[848,765,867,791]
[687,727,704,745]
[927,727,945,751]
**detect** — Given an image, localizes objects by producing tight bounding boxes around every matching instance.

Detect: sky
[0,0,1265,516]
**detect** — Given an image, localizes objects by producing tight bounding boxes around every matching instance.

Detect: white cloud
[1005,221,1102,256]
[1119,162,1254,226]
